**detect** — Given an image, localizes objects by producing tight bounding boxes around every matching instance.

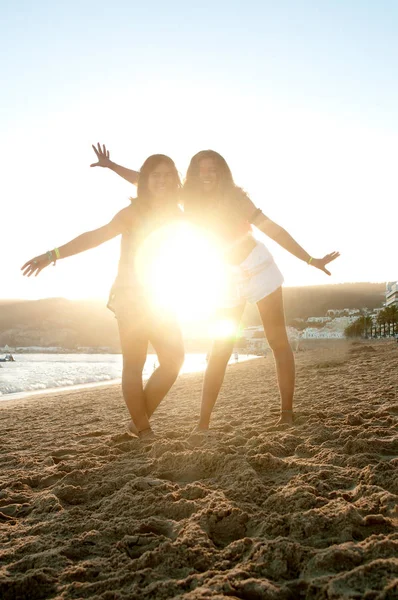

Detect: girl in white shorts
[183,150,339,429]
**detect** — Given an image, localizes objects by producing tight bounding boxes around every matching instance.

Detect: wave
[0,373,117,397]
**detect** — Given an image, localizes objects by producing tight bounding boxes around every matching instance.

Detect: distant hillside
[0,298,119,350]
[243,282,386,326]
[0,282,386,348]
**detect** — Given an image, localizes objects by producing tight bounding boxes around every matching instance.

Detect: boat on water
[0,353,15,362]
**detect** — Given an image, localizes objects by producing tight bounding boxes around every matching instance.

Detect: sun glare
[211,318,238,339]
[135,223,227,323]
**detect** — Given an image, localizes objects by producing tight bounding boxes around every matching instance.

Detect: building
[307,316,331,323]
[246,338,269,354]
[328,316,357,331]
[301,327,344,339]
[286,326,300,340]
[386,282,398,308]
[327,309,344,317]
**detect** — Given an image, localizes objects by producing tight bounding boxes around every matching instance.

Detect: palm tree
[344,316,372,339]
[385,305,398,336]
[358,315,373,338]
[344,322,357,338]
[377,310,387,337]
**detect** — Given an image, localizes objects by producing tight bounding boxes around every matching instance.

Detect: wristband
[54,247,61,259]
[307,257,313,265]
[46,250,57,266]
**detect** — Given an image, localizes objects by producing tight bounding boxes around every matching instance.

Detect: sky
[1,0,397,302]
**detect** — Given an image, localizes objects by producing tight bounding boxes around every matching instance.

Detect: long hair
[131,154,181,206]
[182,150,247,215]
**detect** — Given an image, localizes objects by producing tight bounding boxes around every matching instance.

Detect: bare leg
[117,318,151,433]
[144,317,185,417]
[257,287,295,424]
[198,305,245,430]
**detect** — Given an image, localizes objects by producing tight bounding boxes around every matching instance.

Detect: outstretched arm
[257,215,339,275]
[239,196,340,275]
[91,142,139,186]
[21,208,128,277]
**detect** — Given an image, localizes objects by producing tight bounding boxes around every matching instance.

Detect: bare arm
[91,143,139,186]
[21,208,129,277]
[254,214,311,262]
[237,194,340,275]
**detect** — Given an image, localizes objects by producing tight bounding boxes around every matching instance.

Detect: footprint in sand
[49,449,79,464]
[77,430,108,438]
[51,448,79,458]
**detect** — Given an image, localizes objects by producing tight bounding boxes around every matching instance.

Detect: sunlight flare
[211,318,239,339]
[135,223,227,322]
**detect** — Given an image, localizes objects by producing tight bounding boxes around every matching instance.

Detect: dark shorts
[108,286,148,322]
[108,287,179,333]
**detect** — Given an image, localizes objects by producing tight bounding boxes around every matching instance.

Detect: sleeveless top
[183,188,252,247]
[108,200,182,312]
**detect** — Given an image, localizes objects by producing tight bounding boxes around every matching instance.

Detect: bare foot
[138,427,156,441]
[188,425,213,442]
[188,429,217,447]
[276,412,294,426]
[127,420,139,436]
[190,425,210,434]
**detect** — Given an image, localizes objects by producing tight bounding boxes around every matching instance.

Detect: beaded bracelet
[46,249,59,266]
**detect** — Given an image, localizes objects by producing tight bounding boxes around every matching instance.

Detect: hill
[0,283,386,349]
[0,298,119,350]
[243,282,386,326]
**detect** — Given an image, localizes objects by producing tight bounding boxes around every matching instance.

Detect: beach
[0,340,397,599]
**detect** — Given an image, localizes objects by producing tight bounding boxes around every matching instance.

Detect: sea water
[0,353,256,400]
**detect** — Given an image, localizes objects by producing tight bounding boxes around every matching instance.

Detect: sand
[0,340,397,599]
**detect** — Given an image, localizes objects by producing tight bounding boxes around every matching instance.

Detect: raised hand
[90,143,112,168]
[310,251,340,276]
[21,254,52,278]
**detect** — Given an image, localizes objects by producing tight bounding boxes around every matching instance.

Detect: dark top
[183,188,256,264]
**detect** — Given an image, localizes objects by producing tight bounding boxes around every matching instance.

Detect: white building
[330,316,357,330]
[286,326,300,340]
[307,316,331,323]
[327,309,344,317]
[386,282,398,307]
[246,338,269,353]
[302,327,344,339]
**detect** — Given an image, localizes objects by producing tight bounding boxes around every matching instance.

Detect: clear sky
[1,0,397,302]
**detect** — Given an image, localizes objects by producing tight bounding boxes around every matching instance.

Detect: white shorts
[220,241,284,308]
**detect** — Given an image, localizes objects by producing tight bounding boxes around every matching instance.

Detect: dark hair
[184,150,234,193]
[131,154,181,205]
[183,150,248,215]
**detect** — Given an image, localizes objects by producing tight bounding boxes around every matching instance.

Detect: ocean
[0,352,256,400]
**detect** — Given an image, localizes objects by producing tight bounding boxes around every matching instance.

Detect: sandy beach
[0,340,397,599]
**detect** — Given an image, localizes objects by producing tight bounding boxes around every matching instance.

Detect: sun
[134,222,228,323]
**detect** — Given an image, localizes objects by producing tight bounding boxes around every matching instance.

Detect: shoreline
[0,353,261,407]
[0,377,121,406]
[0,339,391,406]
[0,355,262,407]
